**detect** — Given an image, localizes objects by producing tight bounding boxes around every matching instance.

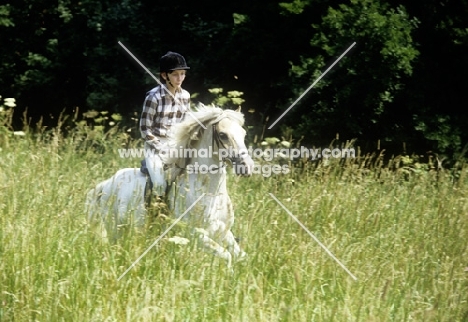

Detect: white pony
[86,105,254,266]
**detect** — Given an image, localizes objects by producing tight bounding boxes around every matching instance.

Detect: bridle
[211,121,245,167]
[170,114,247,174]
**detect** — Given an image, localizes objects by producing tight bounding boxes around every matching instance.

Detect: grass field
[1,122,467,321]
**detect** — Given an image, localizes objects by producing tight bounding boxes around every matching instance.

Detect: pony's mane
[169,103,244,149]
[162,104,245,167]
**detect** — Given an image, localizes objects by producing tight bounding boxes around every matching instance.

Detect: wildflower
[167,236,190,245]
[194,228,209,235]
[4,98,16,108]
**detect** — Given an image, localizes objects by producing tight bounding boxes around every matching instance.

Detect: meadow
[0,115,467,321]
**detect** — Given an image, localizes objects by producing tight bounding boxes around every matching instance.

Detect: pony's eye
[219,132,228,140]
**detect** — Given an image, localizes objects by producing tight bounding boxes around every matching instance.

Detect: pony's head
[163,104,254,176]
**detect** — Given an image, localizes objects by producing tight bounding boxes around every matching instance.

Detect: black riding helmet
[160,51,190,73]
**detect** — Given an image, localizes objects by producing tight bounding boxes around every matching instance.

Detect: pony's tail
[85,183,110,243]
[85,183,103,222]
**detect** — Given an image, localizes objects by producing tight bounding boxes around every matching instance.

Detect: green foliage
[0,4,14,27]
[232,13,247,25]
[415,115,463,152]
[287,0,419,145]
[279,0,309,15]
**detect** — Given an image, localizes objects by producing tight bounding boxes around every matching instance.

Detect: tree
[281,0,419,151]
[0,1,64,124]
[394,0,468,155]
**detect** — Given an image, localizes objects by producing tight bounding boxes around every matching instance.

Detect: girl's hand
[147,138,163,151]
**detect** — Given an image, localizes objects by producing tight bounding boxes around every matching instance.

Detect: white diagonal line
[268,42,356,129]
[117,41,206,129]
[268,193,357,280]
[117,193,205,281]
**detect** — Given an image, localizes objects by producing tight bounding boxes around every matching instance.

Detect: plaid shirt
[140,85,190,140]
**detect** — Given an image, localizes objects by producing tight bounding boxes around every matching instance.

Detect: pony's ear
[190,131,199,140]
[235,106,241,113]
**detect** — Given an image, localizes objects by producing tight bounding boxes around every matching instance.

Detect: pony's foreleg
[222,196,246,261]
[195,230,233,267]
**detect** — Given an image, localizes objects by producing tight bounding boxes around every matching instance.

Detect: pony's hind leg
[224,230,247,261]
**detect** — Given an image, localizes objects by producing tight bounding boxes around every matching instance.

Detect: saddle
[140,159,177,207]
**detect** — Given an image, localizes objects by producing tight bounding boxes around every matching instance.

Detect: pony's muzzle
[233,154,254,176]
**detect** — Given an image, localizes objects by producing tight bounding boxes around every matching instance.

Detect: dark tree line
[1,0,467,157]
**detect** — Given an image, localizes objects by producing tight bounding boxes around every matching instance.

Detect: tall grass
[0,119,467,321]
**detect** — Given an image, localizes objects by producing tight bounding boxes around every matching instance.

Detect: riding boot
[144,175,153,208]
